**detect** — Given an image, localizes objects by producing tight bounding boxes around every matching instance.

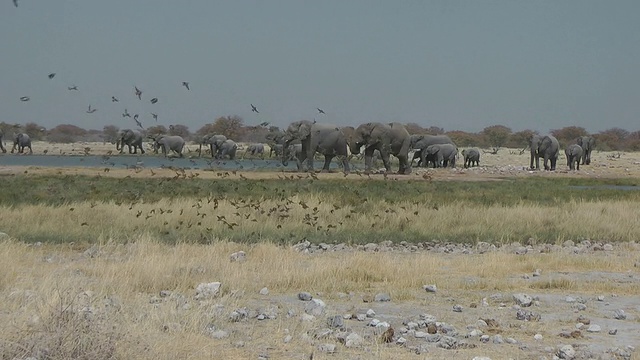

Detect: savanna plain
[1,145,639,360]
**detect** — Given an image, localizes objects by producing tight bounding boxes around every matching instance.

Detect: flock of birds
[15,70,329,133]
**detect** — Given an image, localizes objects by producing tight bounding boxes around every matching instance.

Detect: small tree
[47,124,87,143]
[481,125,512,153]
[404,123,426,135]
[102,125,119,144]
[550,126,588,147]
[508,129,538,149]
[24,122,46,141]
[210,115,245,140]
[445,130,482,147]
[146,125,168,138]
[168,124,190,139]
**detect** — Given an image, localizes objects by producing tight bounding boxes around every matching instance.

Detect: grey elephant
[0,133,6,153]
[153,135,185,157]
[281,143,305,170]
[530,134,559,171]
[565,144,583,170]
[269,144,284,158]
[243,143,265,159]
[343,122,412,174]
[198,134,227,158]
[283,120,350,173]
[409,134,456,167]
[461,148,480,168]
[11,133,33,154]
[116,129,145,154]
[213,139,237,160]
[425,143,457,168]
[576,136,596,165]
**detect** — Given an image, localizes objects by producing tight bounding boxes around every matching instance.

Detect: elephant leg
[341,156,350,174]
[380,150,392,172]
[551,157,557,171]
[322,155,332,172]
[420,151,428,168]
[363,147,375,172]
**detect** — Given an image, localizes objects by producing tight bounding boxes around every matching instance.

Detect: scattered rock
[609,329,618,335]
[195,282,221,300]
[366,309,376,317]
[423,284,437,293]
[513,293,533,307]
[452,304,463,312]
[533,333,543,341]
[614,309,627,320]
[304,299,326,316]
[229,250,246,262]
[345,332,365,348]
[516,309,540,321]
[259,287,269,295]
[317,343,337,354]
[298,292,313,301]
[327,315,344,329]
[437,336,458,350]
[374,293,391,302]
[587,324,601,333]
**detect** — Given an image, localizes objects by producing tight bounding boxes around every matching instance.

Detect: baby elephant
[565,144,583,170]
[461,148,480,168]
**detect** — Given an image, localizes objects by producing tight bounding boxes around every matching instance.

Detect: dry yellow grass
[1,236,638,359]
[1,195,640,245]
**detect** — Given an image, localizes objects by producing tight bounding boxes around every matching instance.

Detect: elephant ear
[298,121,312,138]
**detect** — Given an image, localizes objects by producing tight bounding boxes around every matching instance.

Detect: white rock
[356,314,367,321]
[534,333,543,341]
[195,282,221,299]
[396,337,407,345]
[513,293,533,307]
[345,333,364,348]
[423,284,437,293]
[259,287,269,295]
[587,324,601,332]
[614,309,627,320]
[472,357,492,360]
[558,344,576,359]
[208,330,229,339]
[229,251,246,262]
[300,314,316,322]
[414,331,428,338]
[317,343,337,353]
[366,309,376,317]
[298,292,313,301]
[304,299,326,316]
[284,335,293,343]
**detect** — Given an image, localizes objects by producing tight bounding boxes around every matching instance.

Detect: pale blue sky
[2,1,639,133]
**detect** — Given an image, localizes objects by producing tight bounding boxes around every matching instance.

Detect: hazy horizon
[2,1,639,134]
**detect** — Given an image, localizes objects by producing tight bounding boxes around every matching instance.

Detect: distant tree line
[1,118,639,151]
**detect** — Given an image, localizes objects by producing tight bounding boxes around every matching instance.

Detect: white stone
[195,282,221,299]
[534,333,543,341]
[259,287,269,295]
[304,299,326,316]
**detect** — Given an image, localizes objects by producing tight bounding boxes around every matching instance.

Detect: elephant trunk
[116,139,122,151]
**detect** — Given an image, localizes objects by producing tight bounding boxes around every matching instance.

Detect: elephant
[565,144,583,171]
[282,120,350,173]
[0,133,6,153]
[281,143,305,170]
[425,143,457,168]
[153,135,185,157]
[343,122,412,174]
[576,136,596,165]
[269,143,284,158]
[116,129,145,154]
[529,134,559,171]
[198,134,227,158]
[243,143,265,159]
[409,134,456,167]
[11,133,33,154]
[461,148,480,168]
[213,139,237,160]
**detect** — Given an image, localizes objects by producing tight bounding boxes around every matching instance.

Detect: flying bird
[67,85,78,91]
[134,86,142,100]
[134,115,143,129]
[122,109,131,118]
[317,108,325,114]
[150,97,158,104]
[151,113,158,121]
[251,104,259,113]
[259,122,270,127]
[48,73,56,79]
[182,81,190,90]
[86,105,97,113]
[20,96,30,102]
[111,96,119,102]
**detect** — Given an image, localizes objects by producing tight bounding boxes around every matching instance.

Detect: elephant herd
[1,125,597,174]
[528,135,596,171]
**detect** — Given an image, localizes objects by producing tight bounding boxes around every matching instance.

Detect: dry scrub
[1,237,638,359]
